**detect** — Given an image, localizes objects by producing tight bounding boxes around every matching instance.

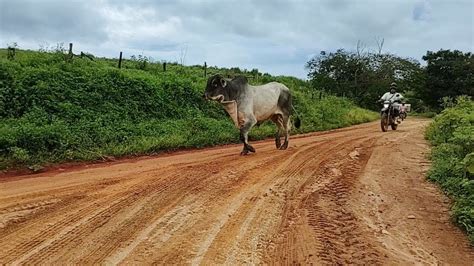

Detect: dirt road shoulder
[351,119,473,264]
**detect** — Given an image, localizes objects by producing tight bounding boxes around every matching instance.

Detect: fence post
[118,52,123,69]
[68,43,73,61]
[163,62,166,72]
[204,61,207,77]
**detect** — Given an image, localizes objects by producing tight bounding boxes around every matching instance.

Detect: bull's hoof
[275,140,281,149]
[279,142,288,150]
[246,145,256,153]
[240,150,250,156]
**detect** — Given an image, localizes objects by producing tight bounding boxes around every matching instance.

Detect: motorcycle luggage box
[404,104,411,112]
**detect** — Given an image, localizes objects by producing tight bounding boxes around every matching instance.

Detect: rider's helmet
[390,82,397,94]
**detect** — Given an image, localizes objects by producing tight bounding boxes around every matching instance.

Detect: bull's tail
[291,105,301,129]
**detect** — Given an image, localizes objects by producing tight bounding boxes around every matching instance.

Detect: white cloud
[0,0,472,78]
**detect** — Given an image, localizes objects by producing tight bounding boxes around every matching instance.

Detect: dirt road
[0,118,472,265]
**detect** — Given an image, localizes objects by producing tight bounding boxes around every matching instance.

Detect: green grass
[0,48,378,170]
[425,96,474,243]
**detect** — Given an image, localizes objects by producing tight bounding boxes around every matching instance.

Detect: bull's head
[204,74,227,102]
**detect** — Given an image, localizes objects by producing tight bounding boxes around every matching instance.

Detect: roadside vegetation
[425,96,474,243]
[0,48,377,170]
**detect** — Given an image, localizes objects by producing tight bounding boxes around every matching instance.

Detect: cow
[204,74,301,155]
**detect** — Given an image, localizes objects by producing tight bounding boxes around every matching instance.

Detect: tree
[306,49,424,110]
[421,49,474,108]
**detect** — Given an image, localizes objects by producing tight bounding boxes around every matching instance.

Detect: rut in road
[0,119,472,264]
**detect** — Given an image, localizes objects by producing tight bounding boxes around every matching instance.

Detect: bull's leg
[240,116,257,155]
[279,115,291,150]
[272,114,284,149]
[275,130,281,149]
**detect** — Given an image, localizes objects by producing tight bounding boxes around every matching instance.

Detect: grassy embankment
[0,49,378,170]
[425,96,474,243]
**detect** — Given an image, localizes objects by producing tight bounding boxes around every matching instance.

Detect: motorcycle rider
[379,82,404,121]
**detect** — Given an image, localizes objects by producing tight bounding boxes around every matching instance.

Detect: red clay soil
[0,118,472,264]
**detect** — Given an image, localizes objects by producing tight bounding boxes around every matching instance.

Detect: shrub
[425,96,474,243]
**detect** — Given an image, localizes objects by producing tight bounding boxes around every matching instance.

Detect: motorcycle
[380,100,400,132]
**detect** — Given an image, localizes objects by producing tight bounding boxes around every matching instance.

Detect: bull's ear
[220,78,227,87]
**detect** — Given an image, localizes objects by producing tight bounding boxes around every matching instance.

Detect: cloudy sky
[0,0,472,78]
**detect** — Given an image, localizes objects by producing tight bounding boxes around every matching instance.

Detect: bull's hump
[231,76,248,85]
[254,82,286,92]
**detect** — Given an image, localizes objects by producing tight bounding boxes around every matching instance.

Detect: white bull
[204,74,300,155]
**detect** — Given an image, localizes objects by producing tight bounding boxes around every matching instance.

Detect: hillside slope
[0,49,377,169]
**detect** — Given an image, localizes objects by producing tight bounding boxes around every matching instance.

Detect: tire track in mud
[260,136,382,265]
[120,137,333,264]
[0,127,378,265]
[3,172,179,264]
[1,119,472,265]
[198,135,373,265]
[195,141,331,265]
[302,138,383,265]
[75,161,238,264]
[3,143,303,264]
[3,160,233,264]
[1,162,221,263]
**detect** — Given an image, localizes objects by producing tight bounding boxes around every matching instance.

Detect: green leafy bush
[425,96,474,243]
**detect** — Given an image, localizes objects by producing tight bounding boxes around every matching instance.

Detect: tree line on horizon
[306,48,473,112]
